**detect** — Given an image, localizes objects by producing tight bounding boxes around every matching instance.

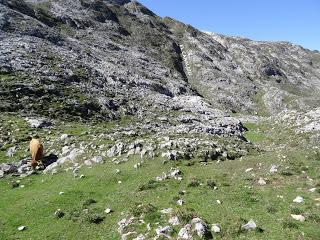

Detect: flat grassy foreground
[1,121,320,240]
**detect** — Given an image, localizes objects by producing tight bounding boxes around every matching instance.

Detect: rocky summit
[0,1,320,240]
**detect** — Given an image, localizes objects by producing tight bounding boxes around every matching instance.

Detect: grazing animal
[29,138,44,168]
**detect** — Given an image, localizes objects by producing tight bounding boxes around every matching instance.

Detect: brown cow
[29,138,44,169]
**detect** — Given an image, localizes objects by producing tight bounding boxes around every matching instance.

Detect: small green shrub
[82,199,97,207]
[187,176,201,187]
[129,203,157,218]
[206,178,217,189]
[68,208,104,224]
[242,189,260,204]
[185,161,195,166]
[290,207,303,215]
[266,205,278,214]
[173,208,196,225]
[85,213,104,224]
[280,170,294,176]
[138,179,162,191]
[309,213,320,223]
[172,195,180,202]
[11,181,20,189]
[282,219,299,229]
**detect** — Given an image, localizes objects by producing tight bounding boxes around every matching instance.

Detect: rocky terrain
[187,31,320,115]
[0,0,256,175]
[0,0,320,239]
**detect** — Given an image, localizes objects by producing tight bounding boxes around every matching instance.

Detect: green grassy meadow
[1,118,320,240]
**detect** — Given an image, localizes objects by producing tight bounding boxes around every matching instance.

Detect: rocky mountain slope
[0,0,320,176]
[1,1,320,239]
[0,0,252,172]
[2,0,320,118]
[183,31,320,115]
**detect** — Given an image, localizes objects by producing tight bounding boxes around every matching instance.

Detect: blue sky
[138,0,320,51]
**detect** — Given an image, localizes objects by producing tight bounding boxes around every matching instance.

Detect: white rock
[178,224,192,239]
[118,217,134,234]
[17,226,27,231]
[160,208,173,214]
[241,219,257,231]
[54,209,65,218]
[177,199,184,206]
[59,192,64,195]
[118,181,122,184]
[91,156,104,164]
[1,164,17,174]
[191,218,207,237]
[158,116,169,122]
[308,188,317,193]
[270,165,278,173]
[245,168,253,173]
[168,216,180,226]
[105,208,112,214]
[211,224,221,233]
[58,148,84,164]
[293,196,304,203]
[26,118,51,128]
[107,142,124,158]
[291,214,305,222]
[6,146,16,157]
[43,162,58,174]
[60,134,69,141]
[216,200,222,204]
[61,146,70,155]
[134,163,141,169]
[0,170,4,178]
[115,169,120,174]
[307,176,313,182]
[169,168,181,178]
[155,225,172,235]
[121,231,137,240]
[258,178,267,185]
[84,160,92,166]
[138,219,145,224]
